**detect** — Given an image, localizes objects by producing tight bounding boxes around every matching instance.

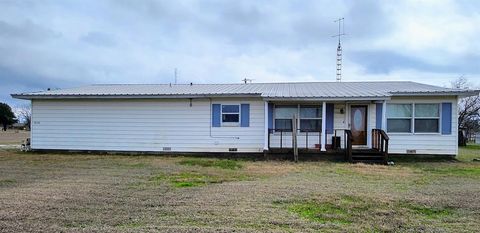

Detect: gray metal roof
[11,81,478,100]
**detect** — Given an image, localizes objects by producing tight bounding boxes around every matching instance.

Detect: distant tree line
[0,103,17,131]
[0,102,32,131]
[452,77,480,146]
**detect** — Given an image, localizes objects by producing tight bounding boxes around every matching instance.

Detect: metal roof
[11,81,478,100]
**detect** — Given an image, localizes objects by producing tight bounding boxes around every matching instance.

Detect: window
[414,104,439,133]
[387,104,412,133]
[274,105,323,131]
[300,105,322,131]
[221,105,240,125]
[387,103,440,133]
[274,105,296,131]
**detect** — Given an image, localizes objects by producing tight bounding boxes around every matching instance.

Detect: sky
[1,0,480,106]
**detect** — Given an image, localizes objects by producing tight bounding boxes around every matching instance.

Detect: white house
[11,81,479,161]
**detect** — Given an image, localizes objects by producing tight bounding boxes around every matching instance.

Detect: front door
[350,105,367,145]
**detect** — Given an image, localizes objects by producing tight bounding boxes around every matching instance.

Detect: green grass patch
[150,171,243,188]
[282,195,456,226]
[0,179,16,186]
[178,158,243,170]
[422,166,480,177]
[401,203,454,219]
[458,144,480,162]
[288,201,353,225]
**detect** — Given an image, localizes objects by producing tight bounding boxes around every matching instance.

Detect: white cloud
[1,0,479,106]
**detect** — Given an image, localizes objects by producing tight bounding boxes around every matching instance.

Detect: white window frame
[273,104,323,132]
[386,103,441,134]
[414,103,441,134]
[386,103,413,133]
[299,105,323,132]
[221,104,240,127]
[273,105,297,131]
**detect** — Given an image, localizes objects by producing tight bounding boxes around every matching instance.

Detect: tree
[451,77,480,146]
[16,104,32,131]
[0,103,17,131]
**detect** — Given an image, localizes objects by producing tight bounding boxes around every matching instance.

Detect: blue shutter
[240,104,250,127]
[442,102,452,135]
[376,103,383,129]
[326,103,334,134]
[212,104,221,127]
[268,103,274,129]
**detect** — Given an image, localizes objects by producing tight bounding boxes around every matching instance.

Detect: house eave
[10,93,263,100]
[390,91,479,98]
[263,96,391,102]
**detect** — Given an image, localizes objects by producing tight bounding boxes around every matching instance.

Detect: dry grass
[0,130,29,145]
[0,147,479,232]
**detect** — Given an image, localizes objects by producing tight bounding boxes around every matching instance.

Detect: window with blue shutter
[212,104,221,127]
[326,103,334,134]
[240,104,250,127]
[268,103,274,130]
[441,103,452,135]
[376,103,383,129]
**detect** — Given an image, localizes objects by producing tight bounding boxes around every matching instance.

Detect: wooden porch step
[351,149,386,164]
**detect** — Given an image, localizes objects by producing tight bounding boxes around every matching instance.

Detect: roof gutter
[390,90,479,98]
[10,94,263,100]
[263,96,391,102]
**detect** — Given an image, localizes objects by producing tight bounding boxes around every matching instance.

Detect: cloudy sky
[1,0,480,105]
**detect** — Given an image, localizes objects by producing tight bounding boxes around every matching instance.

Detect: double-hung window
[414,104,440,133]
[274,105,323,132]
[221,105,240,126]
[387,104,412,133]
[274,105,297,131]
[387,103,440,133]
[300,105,322,132]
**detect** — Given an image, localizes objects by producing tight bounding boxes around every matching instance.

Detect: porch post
[264,101,269,151]
[321,101,327,151]
[382,100,387,130]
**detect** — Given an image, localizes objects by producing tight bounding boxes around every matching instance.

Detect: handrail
[372,129,389,163]
[344,130,353,162]
[268,128,322,150]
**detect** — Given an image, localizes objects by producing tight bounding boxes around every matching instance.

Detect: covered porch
[263,100,390,163]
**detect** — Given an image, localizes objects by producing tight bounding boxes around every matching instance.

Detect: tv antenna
[174,68,178,84]
[332,17,345,82]
[242,78,253,84]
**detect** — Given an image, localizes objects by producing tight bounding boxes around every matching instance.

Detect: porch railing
[372,129,389,162]
[268,129,322,150]
[344,130,353,162]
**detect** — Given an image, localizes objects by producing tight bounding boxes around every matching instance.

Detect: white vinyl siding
[30,98,265,153]
[386,96,458,155]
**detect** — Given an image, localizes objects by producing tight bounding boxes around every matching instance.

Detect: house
[8,122,27,130]
[11,81,479,161]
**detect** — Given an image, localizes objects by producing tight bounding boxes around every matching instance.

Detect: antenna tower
[174,68,178,84]
[332,17,345,82]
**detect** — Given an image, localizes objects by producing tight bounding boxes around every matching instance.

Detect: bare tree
[16,104,32,131]
[451,76,480,146]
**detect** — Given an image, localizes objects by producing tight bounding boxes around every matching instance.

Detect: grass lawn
[0,130,29,145]
[0,147,479,232]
